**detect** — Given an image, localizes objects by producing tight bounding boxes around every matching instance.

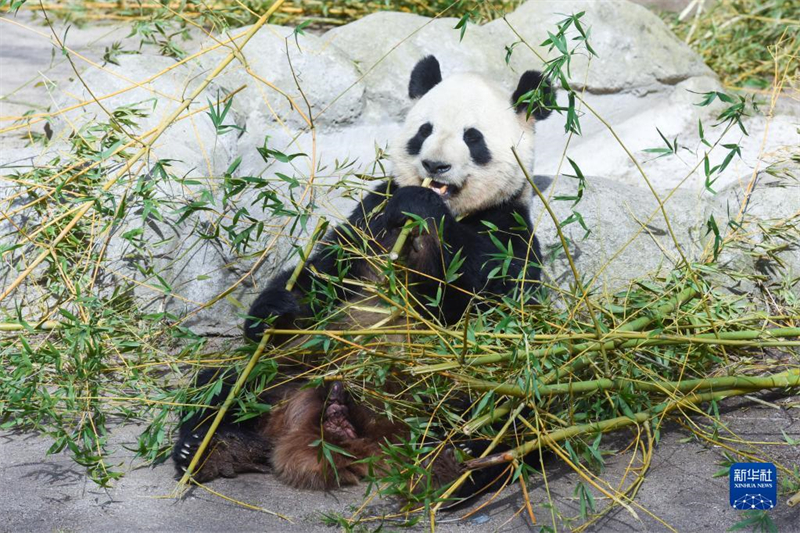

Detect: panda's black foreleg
[383,185,489,320]
[243,223,358,345]
[243,267,302,343]
[383,186,456,274]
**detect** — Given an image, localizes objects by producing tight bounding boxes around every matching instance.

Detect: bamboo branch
[0,320,61,332]
[388,178,432,261]
[512,146,607,354]
[411,286,700,374]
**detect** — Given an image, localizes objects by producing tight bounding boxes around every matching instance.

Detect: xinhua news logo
[729,463,777,510]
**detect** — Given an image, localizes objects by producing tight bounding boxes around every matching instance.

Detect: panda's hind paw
[173,431,204,472]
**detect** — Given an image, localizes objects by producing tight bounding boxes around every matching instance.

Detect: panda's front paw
[385,186,450,229]
[244,286,300,341]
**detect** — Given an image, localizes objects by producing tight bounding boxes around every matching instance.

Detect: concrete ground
[1,394,798,533]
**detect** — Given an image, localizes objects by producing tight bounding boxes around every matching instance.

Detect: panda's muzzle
[420,160,461,199]
[422,159,451,176]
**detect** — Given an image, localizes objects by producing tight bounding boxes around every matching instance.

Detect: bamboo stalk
[462,400,515,435]
[449,368,800,399]
[0,320,61,331]
[176,216,326,488]
[465,387,756,470]
[512,146,608,352]
[388,178,432,261]
[0,0,287,305]
[411,286,700,374]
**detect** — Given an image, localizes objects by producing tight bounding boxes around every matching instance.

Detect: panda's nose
[422,160,452,176]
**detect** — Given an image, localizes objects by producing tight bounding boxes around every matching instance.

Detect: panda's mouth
[428,180,462,200]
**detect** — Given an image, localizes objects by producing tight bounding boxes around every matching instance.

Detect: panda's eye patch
[406,122,433,156]
[463,128,483,144]
[463,127,492,165]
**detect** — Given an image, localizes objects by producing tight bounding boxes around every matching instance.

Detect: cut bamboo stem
[463,400,515,435]
[176,216,326,489]
[0,320,62,331]
[388,178,432,261]
[411,286,700,374]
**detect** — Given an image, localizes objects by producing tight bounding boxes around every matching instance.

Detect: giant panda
[173,55,553,494]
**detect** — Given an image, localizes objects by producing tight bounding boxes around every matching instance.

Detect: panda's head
[390,55,552,217]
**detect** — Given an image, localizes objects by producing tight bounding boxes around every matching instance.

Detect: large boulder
[322,0,714,120]
[199,24,366,131]
[703,162,800,296]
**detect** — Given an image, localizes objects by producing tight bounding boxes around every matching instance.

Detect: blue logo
[730,463,777,510]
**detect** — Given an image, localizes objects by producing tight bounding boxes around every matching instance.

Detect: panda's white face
[390,71,537,217]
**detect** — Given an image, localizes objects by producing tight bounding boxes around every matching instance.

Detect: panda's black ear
[512,70,554,121]
[409,55,442,99]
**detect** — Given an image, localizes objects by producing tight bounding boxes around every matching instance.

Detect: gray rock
[501,0,714,92]
[531,174,705,292]
[631,0,693,11]
[199,24,365,131]
[535,74,800,193]
[323,0,713,121]
[50,54,236,179]
[0,182,49,317]
[703,162,800,295]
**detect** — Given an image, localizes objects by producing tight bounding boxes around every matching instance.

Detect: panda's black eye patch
[406,122,433,156]
[463,127,491,165]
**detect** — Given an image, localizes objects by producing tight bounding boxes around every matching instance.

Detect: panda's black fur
[174,56,553,499]
[241,178,541,344]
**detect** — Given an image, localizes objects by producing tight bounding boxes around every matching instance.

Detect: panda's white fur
[390,72,537,217]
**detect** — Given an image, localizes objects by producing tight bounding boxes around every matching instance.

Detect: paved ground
[1,394,798,533]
